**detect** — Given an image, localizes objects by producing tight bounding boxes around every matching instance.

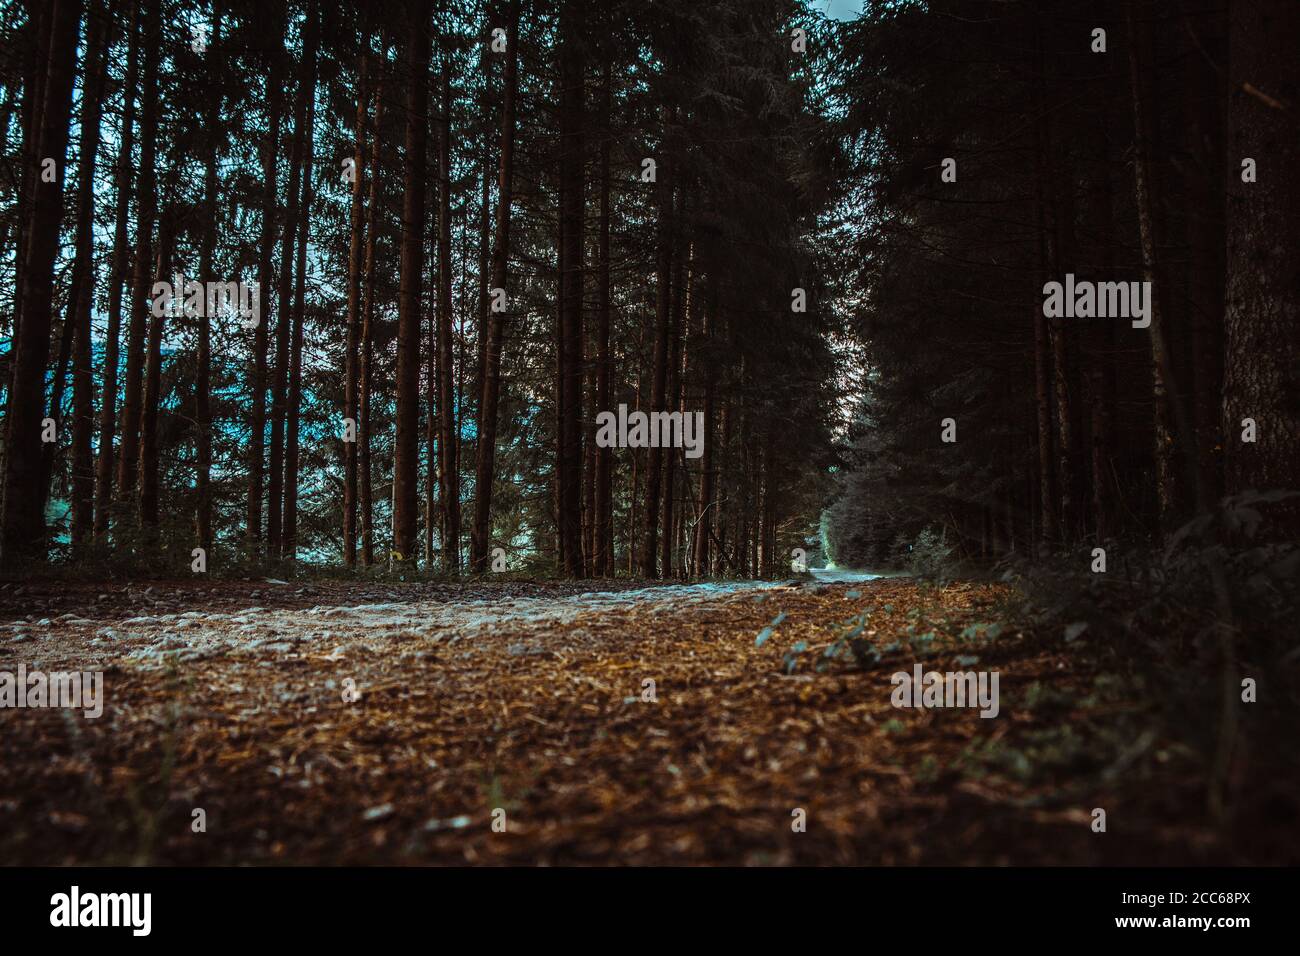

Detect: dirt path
[0,576,1259,865]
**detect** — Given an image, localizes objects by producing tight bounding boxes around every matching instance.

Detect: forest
[0,0,1297,870]
[1,0,841,576]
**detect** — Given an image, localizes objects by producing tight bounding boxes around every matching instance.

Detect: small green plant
[888,526,958,582]
[818,610,878,670]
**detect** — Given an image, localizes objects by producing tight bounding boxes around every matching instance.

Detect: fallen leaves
[0,576,1269,865]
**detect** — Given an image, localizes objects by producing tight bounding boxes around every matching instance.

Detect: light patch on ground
[3,580,795,672]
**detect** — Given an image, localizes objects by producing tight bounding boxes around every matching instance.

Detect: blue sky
[815,0,863,21]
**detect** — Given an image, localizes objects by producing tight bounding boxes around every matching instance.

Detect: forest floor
[1,573,1291,865]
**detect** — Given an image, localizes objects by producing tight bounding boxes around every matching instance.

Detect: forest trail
[0,576,1238,865]
[808,567,887,583]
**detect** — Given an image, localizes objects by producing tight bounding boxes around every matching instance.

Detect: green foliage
[754,611,788,647]
[995,493,1300,814]
[896,527,956,582]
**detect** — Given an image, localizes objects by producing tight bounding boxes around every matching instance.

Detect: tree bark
[714,393,731,576]
[139,202,173,530]
[639,112,673,579]
[68,9,110,552]
[248,10,286,553]
[7,0,53,352]
[195,4,223,557]
[0,0,82,564]
[692,271,719,576]
[284,11,317,563]
[469,0,519,572]
[392,1,431,563]
[39,7,109,525]
[94,0,139,542]
[436,60,460,570]
[269,0,317,557]
[556,0,586,577]
[1223,0,1300,536]
[1029,13,1059,552]
[1127,6,1194,531]
[1048,159,1078,543]
[359,70,385,567]
[1184,0,1227,510]
[115,0,159,527]
[593,59,614,576]
[343,48,369,568]
[660,237,688,578]
[1032,133,1056,548]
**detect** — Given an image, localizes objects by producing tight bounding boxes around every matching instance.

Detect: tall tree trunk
[7,0,53,352]
[41,9,108,524]
[139,203,173,530]
[270,0,317,557]
[343,47,369,568]
[628,343,644,577]
[1080,17,1124,546]
[757,432,774,577]
[1032,131,1056,549]
[359,72,385,567]
[553,147,566,575]
[1089,113,1118,545]
[1029,14,1059,551]
[475,153,488,496]
[248,10,286,553]
[425,60,442,569]
[714,394,731,575]
[470,0,519,572]
[0,0,81,563]
[95,0,140,541]
[639,115,673,578]
[195,3,223,557]
[1048,161,1078,542]
[593,60,614,577]
[556,0,586,577]
[474,42,492,449]
[115,0,158,526]
[692,271,718,576]
[436,61,460,570]
[392,0,431,563]
[424,60,439,567]
[660,238,688,578]
[739,395,752,576]
[1184,0,1227,510]
[1223,0,1300,536]
[68,9,110,553]
[284,14,317,564]
[1127,7,1194,531]
[582,343,596,573]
